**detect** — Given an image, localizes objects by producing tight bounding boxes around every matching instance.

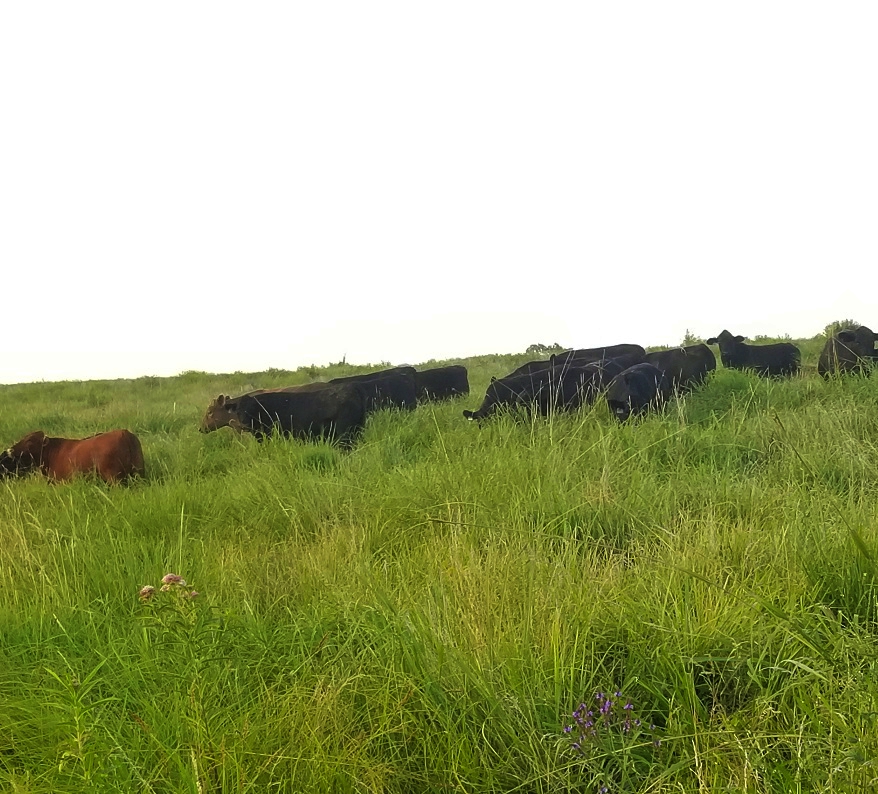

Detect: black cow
[329,370,417,411]
[605,363,672,422]
[413,365,470,402]
[645,344,716,392]
[200,383,332,433]
[463,361,618,422]
[705,330,800,377]
[227,384,369,446]
[818,326,877,377]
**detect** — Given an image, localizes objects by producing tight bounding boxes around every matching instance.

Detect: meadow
[1,333,877,793]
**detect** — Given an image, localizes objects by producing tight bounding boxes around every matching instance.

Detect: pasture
[1,335,878,793]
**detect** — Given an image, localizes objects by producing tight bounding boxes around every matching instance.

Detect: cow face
[853,326,877,355]
[706,331,744,347]
[0,431,47,477]
[200,395,240,433]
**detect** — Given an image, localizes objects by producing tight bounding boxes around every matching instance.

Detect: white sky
[2,3,876,384]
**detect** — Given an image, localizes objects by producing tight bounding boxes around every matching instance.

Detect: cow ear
[735,335,745,342]
[705,337,717,345]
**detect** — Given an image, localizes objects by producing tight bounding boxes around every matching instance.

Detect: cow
[0,429,145,483]
[645,344,716,392]
[818,326,878,377]
[705,330,800,377]
[329,370,417,411]
[200,382,331,433]
[413,365,470,402]
[463,360,620,422]
[605,363,672,422]
[214,383,369,446]
[507,348,646,378]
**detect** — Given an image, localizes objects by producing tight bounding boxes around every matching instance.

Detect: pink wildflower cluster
[138,573,199,601]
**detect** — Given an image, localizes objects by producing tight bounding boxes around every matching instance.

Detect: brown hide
[2,429,145,483]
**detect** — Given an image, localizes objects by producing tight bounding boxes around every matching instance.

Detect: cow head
[852,326,877,355]
[0,431,47,477]
[200,395,240,433]
[706,330,744,347]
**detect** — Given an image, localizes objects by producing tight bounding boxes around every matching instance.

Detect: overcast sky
[2,3,876,384]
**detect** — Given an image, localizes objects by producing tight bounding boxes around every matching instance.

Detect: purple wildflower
[138,585,155,601]
[161,573,186,586]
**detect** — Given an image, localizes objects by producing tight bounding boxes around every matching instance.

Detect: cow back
[330,366,417,384]
[235,384,368,445]
[332,372,417,412]
[646,344,716,391]
[1,429,145,483]
[414,366,470,402]
[554,344,646,367]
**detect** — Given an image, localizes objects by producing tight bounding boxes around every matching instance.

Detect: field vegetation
[1,331,877,792]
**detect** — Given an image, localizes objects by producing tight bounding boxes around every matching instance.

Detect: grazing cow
[413,365,470,402]
[605,363,672,422]
[329,370,417,411]
[645,344,716,392]
[463,361,619,421]
[0,429,145,483]
[200,382,331,433]
[818,326,878,377]
[217,383,369,446]
[705,330,800,377]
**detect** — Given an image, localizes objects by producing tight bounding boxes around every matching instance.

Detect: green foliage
[824,318,862,337]
[526,342,566,357]
[681,328,702,346]
[0,339,877,791]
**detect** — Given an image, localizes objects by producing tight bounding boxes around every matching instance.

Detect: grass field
[1,335,877,793]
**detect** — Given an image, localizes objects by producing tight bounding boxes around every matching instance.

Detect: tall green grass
[1,345,877,792]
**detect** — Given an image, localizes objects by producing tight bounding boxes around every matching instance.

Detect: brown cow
[0,429,145,483]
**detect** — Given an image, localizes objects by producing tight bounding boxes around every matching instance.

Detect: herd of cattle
[1,326,876,484]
